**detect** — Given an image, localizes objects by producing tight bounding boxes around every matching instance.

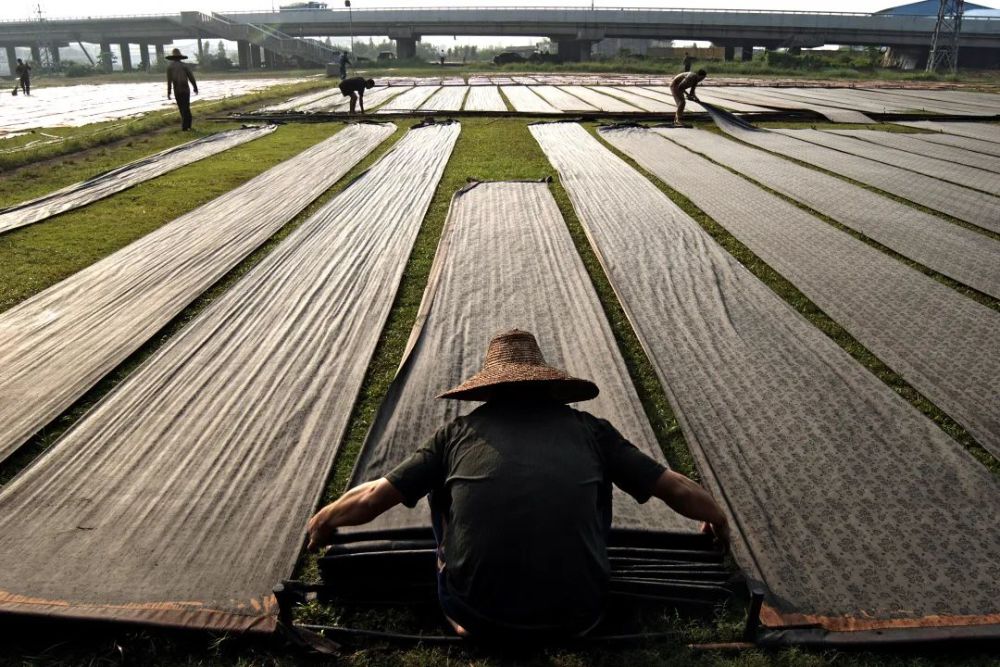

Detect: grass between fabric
[1,119,999,666]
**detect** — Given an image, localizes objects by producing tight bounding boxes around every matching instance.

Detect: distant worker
[165,48,198,131]
[15,58,31,96]
[439,51,446,66]
[339,76,375,114]
[682,52,694,72]
[670,68,706,127]
[339,51,351,80]
[307,329,730,641]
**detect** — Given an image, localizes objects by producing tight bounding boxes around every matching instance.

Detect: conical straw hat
[437,329,599,403]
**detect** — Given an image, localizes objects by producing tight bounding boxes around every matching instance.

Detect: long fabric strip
[531,122,1000,642]
[773,128,1000,195]
[828,129,1000,173]
[699,87,873,123]
[603,125,1000,459]
[0,122,396,464]
[896,121,1000,144]
[341,181,697,540]
[0,122,460,633]
[657,127,1000,299]
[0,125,275,234]
[712,114,1000,232]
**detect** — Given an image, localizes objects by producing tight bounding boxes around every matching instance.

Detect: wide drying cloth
[0,122,460,632]
[712,114,1000,232]
[0,122,396,464]
[773,128,1000,195]
[603,125,1000,459]
[340,181,697,539]
[420,86,469,111]
[656,127,1000,299]
[0,125,274,234]
[695,87,873,123]
[557,86,641,112]
[532,85,598,112]
[828,129,1000,173]
[376,86,440,113]
[531,122,1000,642]
[500,86,559,114]
[462,86,507,112]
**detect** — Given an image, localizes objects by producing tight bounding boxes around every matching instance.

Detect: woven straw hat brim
[438,363,599,403]
[165,54,188,60]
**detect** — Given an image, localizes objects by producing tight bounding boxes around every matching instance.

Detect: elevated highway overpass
[1,6,999,67]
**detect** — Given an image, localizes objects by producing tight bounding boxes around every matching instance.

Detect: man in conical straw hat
[165,48,198,130]
[308,329,728,639]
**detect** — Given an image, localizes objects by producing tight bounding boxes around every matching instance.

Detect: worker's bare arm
[651,470,729,543]
[306,478,404,551]
[187,69,198,95]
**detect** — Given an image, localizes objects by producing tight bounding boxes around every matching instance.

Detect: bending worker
[165,48,198,131]
[307,329,730,640]
[338,76,375,114]
[670,67,707,127]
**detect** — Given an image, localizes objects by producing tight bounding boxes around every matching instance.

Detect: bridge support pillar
[197,38,204,61]
[555,39,593,62]
[741,44,754,62]
[49,45,60,67]
[155,43,165,65]
[723,45,735,61]
[4,46,16,76]
[139,42,150,70]
[119,43,132,71]
[100,42,112,72]
[237,40,250,70]
[395,37,417,60]
[788,46,801,55]
[250,44,262,69]
[264,48,278,68]
[30,45,41,64]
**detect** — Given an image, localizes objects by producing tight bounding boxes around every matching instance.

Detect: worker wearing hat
[307,329,729,639]
[165,48,198,130]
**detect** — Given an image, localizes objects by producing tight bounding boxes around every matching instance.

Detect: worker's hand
[701,519,730,549]
[167,93,171,100]
[193,89,199,96]
[306,505,337,552]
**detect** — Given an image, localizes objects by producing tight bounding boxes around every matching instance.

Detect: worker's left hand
[193,89,199,96]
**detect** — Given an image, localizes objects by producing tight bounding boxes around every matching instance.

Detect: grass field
[0,111,998,666]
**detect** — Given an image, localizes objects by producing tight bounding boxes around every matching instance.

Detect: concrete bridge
[2,6,999,68]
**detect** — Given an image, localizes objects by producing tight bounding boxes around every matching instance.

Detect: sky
[6,0,999,21]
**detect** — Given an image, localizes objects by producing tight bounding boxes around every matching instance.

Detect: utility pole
[926,0,965,73]
[35,3,52,69]
[345,0,354,55]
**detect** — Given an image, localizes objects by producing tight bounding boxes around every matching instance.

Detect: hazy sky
[6,0,998,21]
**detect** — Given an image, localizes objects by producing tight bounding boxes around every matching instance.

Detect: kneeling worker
[339,76,375,114]
[670,68,707,127]
[307,329,730,640]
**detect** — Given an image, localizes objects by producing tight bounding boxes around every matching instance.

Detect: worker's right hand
[167,94,171,100]
[306,506,337,552]
[701,519,730,549]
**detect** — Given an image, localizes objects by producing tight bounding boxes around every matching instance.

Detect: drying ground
[0,112,998,666]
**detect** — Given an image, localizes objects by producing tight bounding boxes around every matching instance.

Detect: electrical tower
[34,3,52,69]
[926,0,965,73]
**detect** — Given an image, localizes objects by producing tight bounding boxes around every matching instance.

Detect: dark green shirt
[386,400,666,630]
